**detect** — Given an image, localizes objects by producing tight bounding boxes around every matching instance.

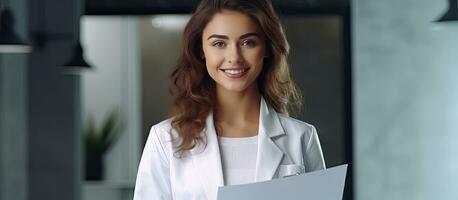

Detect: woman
[134,0,325,199]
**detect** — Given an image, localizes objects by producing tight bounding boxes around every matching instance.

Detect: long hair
[169,0,303,156]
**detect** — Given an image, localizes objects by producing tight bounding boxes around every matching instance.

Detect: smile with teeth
[222,68,248,74]
[220,68,249,79]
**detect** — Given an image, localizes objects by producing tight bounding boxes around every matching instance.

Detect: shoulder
[150,118,174,133]
[276,113,317,138]
[147,118,178,148]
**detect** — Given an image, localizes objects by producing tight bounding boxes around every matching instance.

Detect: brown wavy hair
[169,0,303,156]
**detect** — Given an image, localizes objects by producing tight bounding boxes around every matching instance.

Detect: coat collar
[255,96,285,181]
[191,96,285,199]
[258,96,285,138]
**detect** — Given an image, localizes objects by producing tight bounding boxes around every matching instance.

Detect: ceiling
[86,0,349,15]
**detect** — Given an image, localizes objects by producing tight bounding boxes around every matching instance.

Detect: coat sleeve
[133,125,172,200]
[304,125,326,172]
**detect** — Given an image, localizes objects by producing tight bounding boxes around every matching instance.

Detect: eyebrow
[207,32,261,40]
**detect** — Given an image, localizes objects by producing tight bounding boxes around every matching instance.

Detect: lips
[220,67,249,79]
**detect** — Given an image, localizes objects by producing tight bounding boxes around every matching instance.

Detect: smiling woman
[133,0,326,199]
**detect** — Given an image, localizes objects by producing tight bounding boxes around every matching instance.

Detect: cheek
[250,50,265,76]
[203,52,222,79]
[247,50,265,67]
[204,52,223,70]
[247,44,266,63]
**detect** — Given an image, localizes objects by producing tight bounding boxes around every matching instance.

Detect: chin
[216,80,257,93]
[219,84,249,93]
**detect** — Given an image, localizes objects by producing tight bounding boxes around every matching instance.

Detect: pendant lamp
[437,0,458,22]
[0,0,31,53]
[63,0,92,73]
[63,42,91,74]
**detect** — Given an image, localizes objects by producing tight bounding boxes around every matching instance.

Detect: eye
[242,39,257,47]
[211,41,226,48]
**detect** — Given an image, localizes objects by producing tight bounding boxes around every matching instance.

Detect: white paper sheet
[218,164,347,200]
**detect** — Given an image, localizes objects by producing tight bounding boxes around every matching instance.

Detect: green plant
[84,109,121,180]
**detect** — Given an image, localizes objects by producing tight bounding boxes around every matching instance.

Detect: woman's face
[201,10,267,93]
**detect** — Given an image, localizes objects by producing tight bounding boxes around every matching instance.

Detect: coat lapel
[255,97,286,181]
[190,113,224,200]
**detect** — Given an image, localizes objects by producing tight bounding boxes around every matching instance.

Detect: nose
[226,44,242,64]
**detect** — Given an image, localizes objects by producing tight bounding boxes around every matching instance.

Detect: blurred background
[0,0,457,200]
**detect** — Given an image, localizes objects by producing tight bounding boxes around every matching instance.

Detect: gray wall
[28,0,82,197]
[353,0,458,199]
[1,0,82,199]
[0,54,28,200]
[0,0,29,199]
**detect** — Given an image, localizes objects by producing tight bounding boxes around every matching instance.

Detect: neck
[214,83,261,137]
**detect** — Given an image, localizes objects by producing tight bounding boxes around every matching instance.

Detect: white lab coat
[134,97,326,200]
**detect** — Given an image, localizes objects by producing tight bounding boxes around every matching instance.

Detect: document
[218,164,347,200]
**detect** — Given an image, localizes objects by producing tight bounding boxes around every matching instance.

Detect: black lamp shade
[0,8,31,53]
[64,43,91,67]
[63,42,92,74]
[437,0,458,22]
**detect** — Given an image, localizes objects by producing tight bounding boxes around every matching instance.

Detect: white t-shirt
[217,135,258,186]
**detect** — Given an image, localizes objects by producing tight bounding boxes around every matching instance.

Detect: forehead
[202,10,263,38]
